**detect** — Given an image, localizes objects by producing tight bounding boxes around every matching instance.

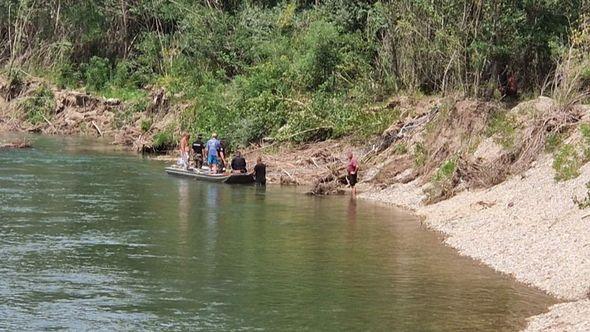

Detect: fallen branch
[364,106,440,162]
[0,139,31,149]
[277,96,309,108]
[91,121,103,137]
[310,157,320,168]
[280,168,299,185]
[245,126,334,154]
[41,114,58,134]
[281,168,294,179]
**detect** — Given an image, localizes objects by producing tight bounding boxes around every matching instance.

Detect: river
[0,135,556,331]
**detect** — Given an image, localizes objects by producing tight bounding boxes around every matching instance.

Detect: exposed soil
[0,76,178,152]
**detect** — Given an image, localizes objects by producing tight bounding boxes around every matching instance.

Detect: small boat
[165,165,255,184]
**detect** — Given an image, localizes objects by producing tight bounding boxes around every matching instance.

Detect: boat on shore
[165,165,255,184]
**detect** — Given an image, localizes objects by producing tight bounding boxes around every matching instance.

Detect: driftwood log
[0,141,32,150]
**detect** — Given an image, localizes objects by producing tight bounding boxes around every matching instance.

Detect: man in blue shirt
[205,133,221,174]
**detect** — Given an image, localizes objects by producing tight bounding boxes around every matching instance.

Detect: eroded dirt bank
[0,76,177,152]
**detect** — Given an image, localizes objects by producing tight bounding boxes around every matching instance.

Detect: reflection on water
[0,135,557,331]
[177,180,190,249]
[347,196,357,224]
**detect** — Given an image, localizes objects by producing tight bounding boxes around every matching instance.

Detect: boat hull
[165,166,255,184]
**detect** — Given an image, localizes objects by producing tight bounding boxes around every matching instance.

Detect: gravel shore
[360,157,590,331]
[524,300,590,332]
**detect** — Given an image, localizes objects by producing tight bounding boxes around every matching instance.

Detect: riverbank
[360,156,590,331]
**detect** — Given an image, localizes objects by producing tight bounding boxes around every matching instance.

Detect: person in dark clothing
[217,139,228,173]
[191,134,205,169]
[498,68,518,99]
[231,151,247,173]
[253,156,266,186]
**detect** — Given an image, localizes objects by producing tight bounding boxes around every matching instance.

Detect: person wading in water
[253,156,267,186]
[346,151,359,196]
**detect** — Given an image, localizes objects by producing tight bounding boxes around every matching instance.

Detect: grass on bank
[424,158,458,204]
[486,111,517,149]
[552,124,590,182]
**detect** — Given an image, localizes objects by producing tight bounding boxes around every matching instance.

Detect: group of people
[178,132,266,185]
[177,132,360,193]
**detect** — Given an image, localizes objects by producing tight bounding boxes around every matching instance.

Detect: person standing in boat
[253,156,266,186]
[231,151,247,173]
[204,133,222,174]
[218,139,228,173]
[178,133,190,170]
[191,133,205,170]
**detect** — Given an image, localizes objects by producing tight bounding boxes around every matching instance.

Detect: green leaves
[3,0,588,148]
[18,84,55,125]
[81,56,110,91]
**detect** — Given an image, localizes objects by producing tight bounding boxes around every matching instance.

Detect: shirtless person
[178,133,190,170]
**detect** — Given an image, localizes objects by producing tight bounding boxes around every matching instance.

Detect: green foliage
[18,84,55,124]
[296,20,340,90]
[413,142,428,167]
[545,132,565,153]
[486,111,516,149]
[425,158,458,204]
[277,2,297,31]
[7,68,24,88]
[128,98,149,114]
[82,56,111,91]
[579,123,590,160]
[152,130,175,152]
[112,61,140,88]
[553,144,582,181]
[100,85,148,103]
[54,62,81,88]
[393,143,408,155]
[140,118,153,133]
[433,159,457,183]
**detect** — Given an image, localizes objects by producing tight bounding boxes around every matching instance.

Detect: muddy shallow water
[0,135,556,330]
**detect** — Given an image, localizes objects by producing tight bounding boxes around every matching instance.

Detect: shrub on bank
[152,131,175,152]
[18,84,55,125]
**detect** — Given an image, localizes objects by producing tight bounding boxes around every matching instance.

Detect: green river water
[0,135,556,331]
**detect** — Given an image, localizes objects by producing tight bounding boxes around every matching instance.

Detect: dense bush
[152,130,175,152]
[18,84,55,125]
[82,57,111,91]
